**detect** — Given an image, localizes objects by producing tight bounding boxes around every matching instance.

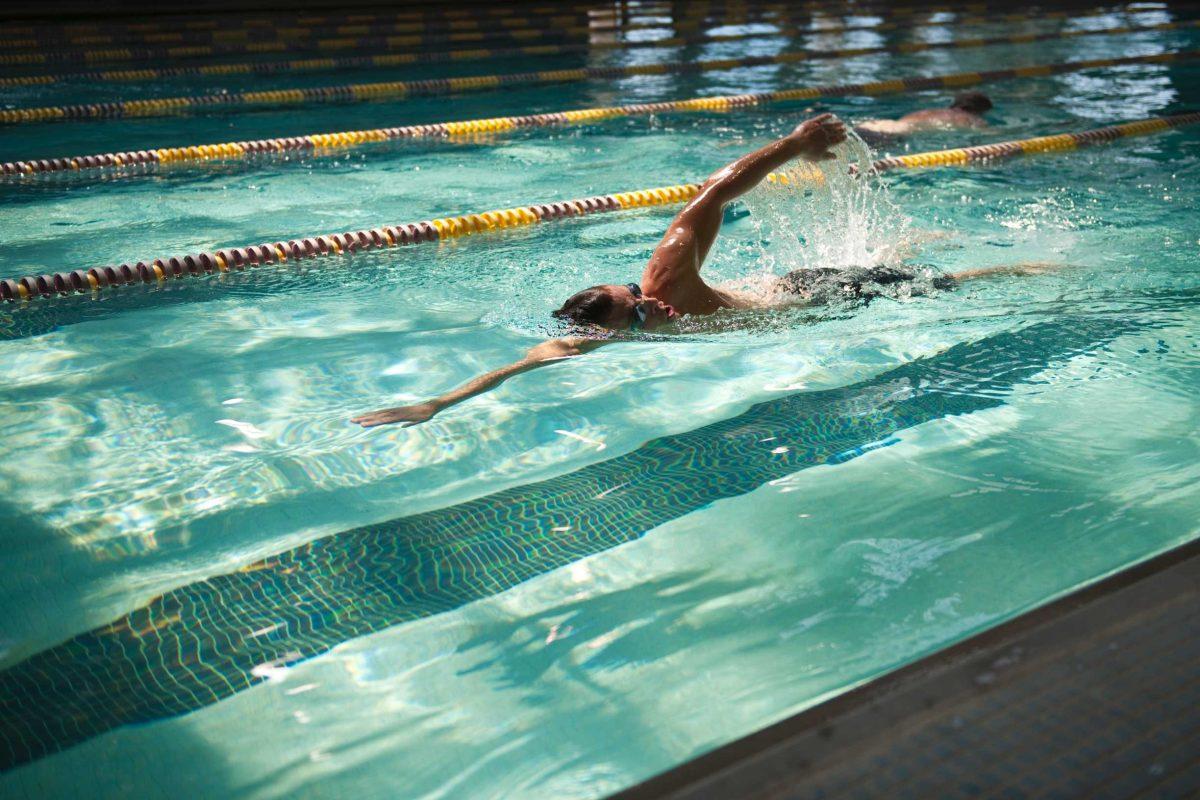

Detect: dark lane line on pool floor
[0,308,1181,771]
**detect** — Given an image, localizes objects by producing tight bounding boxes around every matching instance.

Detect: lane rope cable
[0,1,1149,55]
[1,20,1193,126]
[0,0,1001,37]
[0,6,1162,87]
[0,14,598,51]
[0,24,656,67]
[0,3,958,52]
[3,112,1197,303]
[4,51,1195,179]
[1,1,697,36]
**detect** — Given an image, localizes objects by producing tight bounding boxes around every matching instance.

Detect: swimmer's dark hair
[950,91,993,114]
[553,285,614,325]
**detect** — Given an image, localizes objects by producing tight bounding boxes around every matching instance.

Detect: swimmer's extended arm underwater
[351,337,603,428]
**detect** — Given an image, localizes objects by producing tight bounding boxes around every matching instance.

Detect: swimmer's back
[858,108,987,138]
[898,108,988,129]
[779,266,956,305]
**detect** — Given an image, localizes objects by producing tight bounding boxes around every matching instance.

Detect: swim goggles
[626,283,647,331]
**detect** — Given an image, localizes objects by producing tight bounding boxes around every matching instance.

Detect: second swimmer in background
[856,91,994,144]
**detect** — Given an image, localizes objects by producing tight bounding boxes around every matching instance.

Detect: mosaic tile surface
[0,311,1160,771]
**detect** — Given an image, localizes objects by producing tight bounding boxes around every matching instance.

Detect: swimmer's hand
[351,402,441,428]
[789,113,847,161]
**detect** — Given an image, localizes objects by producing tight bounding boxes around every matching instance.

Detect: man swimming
[856,91,993,143]
[352,113,1038,429]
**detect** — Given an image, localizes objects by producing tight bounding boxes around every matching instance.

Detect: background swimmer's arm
[652,114,847,280]
[948,262,1067,281]
[351,338,603,428]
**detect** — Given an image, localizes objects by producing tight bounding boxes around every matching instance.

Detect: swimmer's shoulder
[715,287,759,310]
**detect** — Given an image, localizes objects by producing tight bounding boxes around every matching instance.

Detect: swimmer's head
[950,91,993,115]
[552,283,676,331]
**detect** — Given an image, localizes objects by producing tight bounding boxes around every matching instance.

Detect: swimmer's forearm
[351,359,538,428]
[352,339,594,428]
[703,114,845,206]
[430,358,542,411]
[433,337,597,411]
[702,136,808,205]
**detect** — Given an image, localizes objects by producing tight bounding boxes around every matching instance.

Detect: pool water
[1,5,1199,798]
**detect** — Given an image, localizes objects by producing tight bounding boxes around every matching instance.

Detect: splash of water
[729,127,920,303]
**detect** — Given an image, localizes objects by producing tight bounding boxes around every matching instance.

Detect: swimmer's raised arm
[552,114,846,326]
[351,337,604,428]
[698,114,847,210]
[647,114,847,281]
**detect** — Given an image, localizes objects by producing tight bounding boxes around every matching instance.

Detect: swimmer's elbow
[695,165,750,208]
[702,165,736,189]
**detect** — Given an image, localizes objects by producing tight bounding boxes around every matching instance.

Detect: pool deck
[611,537,1200,799]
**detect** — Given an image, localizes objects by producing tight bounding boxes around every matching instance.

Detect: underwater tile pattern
[0,311,1159,771]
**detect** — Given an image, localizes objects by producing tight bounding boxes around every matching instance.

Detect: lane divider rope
[4,112,1197,303]
[4,51,1194,178]
[0,4,1021,66]
[0,6,1157,88]
[0,13,624,49]
[0,15,601,50]
[0,25,634,67]
[3,1,645,34]
[1,20,1193,126]
[0,0,995,37]
[0,1,969,65]
[0,0,1136,55]
[2,1,703,37]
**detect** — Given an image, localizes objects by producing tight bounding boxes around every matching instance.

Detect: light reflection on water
[0,14,1198,800]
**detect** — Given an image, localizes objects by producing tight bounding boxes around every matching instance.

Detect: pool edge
[609,535,1200,799]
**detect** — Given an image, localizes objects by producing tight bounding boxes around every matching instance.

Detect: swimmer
[352,113,1046,428]
[856,91,993,144]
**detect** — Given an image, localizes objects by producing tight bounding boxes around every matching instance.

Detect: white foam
[727,126,918,304]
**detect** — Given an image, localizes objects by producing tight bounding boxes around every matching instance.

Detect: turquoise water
[1,6,1199,798]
